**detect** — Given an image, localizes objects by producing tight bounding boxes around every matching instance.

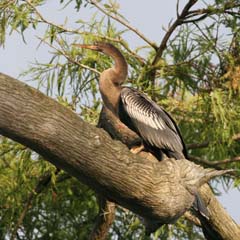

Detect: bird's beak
[72,44,102,52]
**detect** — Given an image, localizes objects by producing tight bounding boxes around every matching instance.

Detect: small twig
[88,0,157,49]
[56,37,101,75]
[187,3,240,18]
[96,36,146,66]
[182,13,208,24]
[193,22,223,68]
[210,156,240,166]
[224,10,240,17]
[176,0,180,18]
[24,0,98,36]
[10,195,33,240]
[24,0,80,34]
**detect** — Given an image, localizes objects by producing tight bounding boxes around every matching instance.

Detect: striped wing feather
[120,87,186,158]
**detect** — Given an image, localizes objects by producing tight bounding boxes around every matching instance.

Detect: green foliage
[21,177,97,240]
[0,0,240,239]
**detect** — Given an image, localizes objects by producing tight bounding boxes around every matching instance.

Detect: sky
[0,0,239,224]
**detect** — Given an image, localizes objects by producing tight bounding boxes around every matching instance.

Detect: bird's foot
[130,144,145,154]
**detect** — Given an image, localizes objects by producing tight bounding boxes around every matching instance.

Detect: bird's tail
[193,192,209,219]
[192,201,224,240]
[190,168,233,240]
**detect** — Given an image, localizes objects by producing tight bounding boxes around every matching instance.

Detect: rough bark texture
[0,73,239,239]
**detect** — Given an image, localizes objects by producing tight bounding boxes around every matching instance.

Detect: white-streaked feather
[120,87,184,155]
[123,91,165,130]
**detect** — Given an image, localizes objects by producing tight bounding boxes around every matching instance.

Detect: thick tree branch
[0,73,198,224]
[0,73,239,239]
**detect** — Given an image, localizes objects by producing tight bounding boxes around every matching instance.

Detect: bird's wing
[120,87,186,157]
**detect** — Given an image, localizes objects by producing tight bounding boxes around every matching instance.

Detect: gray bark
[0,73,239,239]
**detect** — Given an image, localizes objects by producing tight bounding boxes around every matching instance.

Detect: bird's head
[73,42,128,85]
[72,42,112,53]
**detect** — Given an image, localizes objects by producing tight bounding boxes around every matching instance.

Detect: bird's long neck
[99,45,128,115]
[102,45,128,84]
[99,69,122,115]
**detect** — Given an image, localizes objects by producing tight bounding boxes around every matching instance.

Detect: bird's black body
[119,87,187,160]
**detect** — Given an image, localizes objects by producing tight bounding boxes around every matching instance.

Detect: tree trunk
[0,73,239,239]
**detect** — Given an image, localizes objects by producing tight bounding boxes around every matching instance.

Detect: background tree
[0,0,240,239]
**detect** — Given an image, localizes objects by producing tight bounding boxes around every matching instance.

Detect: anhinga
[74,42,187,160]
[73,42,208,232]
